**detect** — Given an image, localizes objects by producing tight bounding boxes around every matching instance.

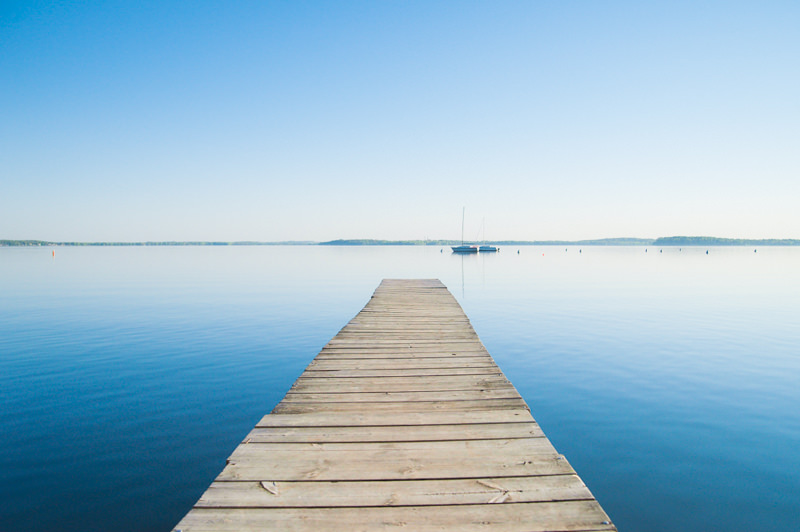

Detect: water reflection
[1,245,798,532]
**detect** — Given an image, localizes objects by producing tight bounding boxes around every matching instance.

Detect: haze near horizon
[2,2,798,242]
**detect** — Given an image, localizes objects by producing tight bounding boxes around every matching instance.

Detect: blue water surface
[1,245,798,531]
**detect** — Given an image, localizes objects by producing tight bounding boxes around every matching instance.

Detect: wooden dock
[174,279,615,531]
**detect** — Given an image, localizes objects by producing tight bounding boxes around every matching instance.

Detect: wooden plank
[174,279,616,532]
[338,328,477,333]
[217,453,574,481]
[272,398,529,414]
[296,368,504,377]
[328,340,481,344]
[242,422,543,443]
[229,437,558,455]
[315,351,491,359]
[195,475,594,507]
[255,410,537,427]
[290,375,513,393]
[327,330,480,336]
[175,502,614,532]
[306,358,497,370]
[280,389,522,403]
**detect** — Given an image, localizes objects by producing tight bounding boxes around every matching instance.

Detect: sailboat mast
[461,207,465,245]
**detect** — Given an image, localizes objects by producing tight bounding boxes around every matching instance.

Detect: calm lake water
[1,245,798,531]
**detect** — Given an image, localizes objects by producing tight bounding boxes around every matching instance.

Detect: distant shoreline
[3,237,799,247]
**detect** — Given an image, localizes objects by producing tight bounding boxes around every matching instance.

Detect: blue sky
[2,1,798,241]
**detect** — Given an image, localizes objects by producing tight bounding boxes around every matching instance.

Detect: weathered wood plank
[255,410,537,427]
[296,368,505,377]
[243,422,543,443]
[229,437,558,455]
[315,351,491,359]
[324,340,484,346]
[306,358,497,370]
[217,453,574,481]
[290,375,512,393]
[175,502,614,532]
[195,475,593,507]
[272,398,529,414]
[280,389,522,403]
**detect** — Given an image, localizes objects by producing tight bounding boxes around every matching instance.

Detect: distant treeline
[653,236,800,246]
[3,237,799,247]
[0,240,315,246]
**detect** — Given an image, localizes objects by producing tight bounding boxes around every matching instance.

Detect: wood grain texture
[174,279,615,531]
[195,476,595,507]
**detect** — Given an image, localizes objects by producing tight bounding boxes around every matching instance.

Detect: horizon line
[3,236,800,247]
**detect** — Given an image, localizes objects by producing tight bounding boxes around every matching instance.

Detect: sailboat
[452,208,478,253]
[478,218,499,252]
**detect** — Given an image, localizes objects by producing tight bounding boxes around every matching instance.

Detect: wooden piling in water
[174,279,615,531]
